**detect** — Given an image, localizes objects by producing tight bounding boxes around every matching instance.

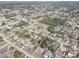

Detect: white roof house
[35,46,45,54]
[43,50,53,58]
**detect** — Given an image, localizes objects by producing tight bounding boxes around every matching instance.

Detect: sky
[0,0,79,1]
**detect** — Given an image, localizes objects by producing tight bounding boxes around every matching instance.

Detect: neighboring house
[43,50,53,58]
[35,46,45,54]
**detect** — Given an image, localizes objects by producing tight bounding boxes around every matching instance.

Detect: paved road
[0,20,35,58]
[0,44,8,50]
[0,34,34,58]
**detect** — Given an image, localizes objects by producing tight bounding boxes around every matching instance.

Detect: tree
[14,50,23,58]
[40,15,66,33]
[0,36,3,42]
